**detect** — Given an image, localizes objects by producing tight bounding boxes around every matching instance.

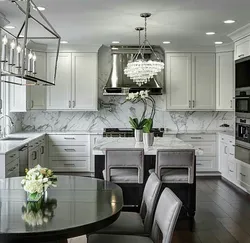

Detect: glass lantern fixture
[0,0,61,86]
[124,13,165,87]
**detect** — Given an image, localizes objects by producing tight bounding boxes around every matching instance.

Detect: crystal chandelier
[124,13,164,87]
[0,0,60,86]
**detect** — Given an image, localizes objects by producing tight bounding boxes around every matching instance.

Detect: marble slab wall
[21,45,234,132]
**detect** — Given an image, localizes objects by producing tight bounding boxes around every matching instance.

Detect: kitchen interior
[0,0,250,243]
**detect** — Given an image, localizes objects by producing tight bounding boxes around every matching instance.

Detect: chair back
[139,173,161,234]
[151,188,182,243]
[156,149,195,184]
[105,148,144,183]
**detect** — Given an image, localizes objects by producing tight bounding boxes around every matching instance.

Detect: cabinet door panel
[47,53,72,110]
[30,52,47,110]
[192,53,216,110]
[216,52,234,110]
[72,53,98,110]
[235,37,250,60]
[166,53,192,110]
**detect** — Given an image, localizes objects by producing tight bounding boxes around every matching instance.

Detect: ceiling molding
[228,23,250,41]
[215,42,234,53]
[47,44,101,53]
[162,45,216,53]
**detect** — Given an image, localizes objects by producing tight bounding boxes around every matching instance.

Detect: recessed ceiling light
[60,41,68,44]
[5,25,15,29]
[215,41,223,45]
[112,41,120,44]
[224,20,235,24]
[206,32,215,35]
[163,41,171,44]
[111,47,119,50]
[33,6,46,11]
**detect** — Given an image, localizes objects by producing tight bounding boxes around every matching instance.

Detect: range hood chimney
[103,45,163,96]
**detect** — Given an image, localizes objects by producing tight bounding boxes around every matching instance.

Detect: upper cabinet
[235,36,250,60]
[216,52,234,111]
[166,53,192,110]
[166,53,216,110]
[47,52,98,111]
[10,52,46,112]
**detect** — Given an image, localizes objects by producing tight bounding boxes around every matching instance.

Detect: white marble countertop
[93,137,197,156]
[217,130,235,138]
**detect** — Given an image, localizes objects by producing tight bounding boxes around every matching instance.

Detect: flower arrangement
[21,165,57,201]
[22,198,57,227]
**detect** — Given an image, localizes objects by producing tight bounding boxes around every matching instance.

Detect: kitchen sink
[1,137,28,141]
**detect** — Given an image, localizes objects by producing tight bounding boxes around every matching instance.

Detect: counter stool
[88,188,182,243]
[149,149,195,229]
[103,148,144,208]
[95,172,161,236]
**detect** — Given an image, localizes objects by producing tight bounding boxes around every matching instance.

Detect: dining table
[0,175,123,243]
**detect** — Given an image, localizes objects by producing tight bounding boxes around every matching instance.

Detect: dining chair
[96,172,161,236]
[102,148,144,207]
[87,188,182,243]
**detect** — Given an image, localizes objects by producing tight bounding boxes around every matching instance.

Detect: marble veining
[16,45,234,133]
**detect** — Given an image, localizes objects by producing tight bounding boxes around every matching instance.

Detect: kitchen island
[93,136,197,222]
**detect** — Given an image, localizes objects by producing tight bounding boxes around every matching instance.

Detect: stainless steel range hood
[103,45,164,96]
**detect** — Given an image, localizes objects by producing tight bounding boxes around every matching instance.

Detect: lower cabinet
[0,150,20,178]
[236,163,250,190]
[196,157,216,172]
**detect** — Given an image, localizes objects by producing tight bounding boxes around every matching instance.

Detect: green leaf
[129,117,138,129]
[143,118,153,133]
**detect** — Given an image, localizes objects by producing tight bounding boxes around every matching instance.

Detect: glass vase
[27,192,43,202]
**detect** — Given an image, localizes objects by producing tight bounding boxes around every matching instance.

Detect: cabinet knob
[69,101,71,108]
[192,100,195,108]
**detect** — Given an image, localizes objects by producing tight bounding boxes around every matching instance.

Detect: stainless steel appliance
[235,91,250,114]
[236,56,250,89]
[19,144,28,176]
[103,128,164,137]
[235,118,250,165]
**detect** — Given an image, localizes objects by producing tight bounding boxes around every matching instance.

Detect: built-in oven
[235,92,250,113]
[235,117,250,164]
[236,56,250,89]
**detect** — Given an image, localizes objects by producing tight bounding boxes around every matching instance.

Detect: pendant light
[124,13,164,86]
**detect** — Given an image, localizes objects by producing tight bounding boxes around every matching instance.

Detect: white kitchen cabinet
[28,146,39,168]
[219,141,229,177]
[166,53,215,111]
[236,163,250,189]
[234,36,250,60]
[192,53,216,110]
[9,52,46,112]
[72,53,98,110]
[47,53,72,110]
[166,53,192,110]
[47,52,98,111]
[216,52,234,111]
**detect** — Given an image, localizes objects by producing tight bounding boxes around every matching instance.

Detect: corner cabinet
[166,53,216,111]
[234,36,250,60]
[47,52,98,111]
[216,52,234,111]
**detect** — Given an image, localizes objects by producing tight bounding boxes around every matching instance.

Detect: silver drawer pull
[191,137,202,139]
[10,154,16,158]
[197,163,202,165]
[64,163,75,167]
[240,173,246,177]
[230,153,234,155]
[64,149,76,152]
[229,170,234,173]
[238,54,244,57]
[64,137,75,140]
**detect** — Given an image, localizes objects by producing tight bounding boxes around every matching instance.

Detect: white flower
[140,90,149,99]
[23,180,43,194]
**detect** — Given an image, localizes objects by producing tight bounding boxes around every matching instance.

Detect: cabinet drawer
[220,135,234,145]
[48,135,89,142]
[49,143,90,157]
[6,158,19,177]
[228,161,236,181]
[196,157,216,172]
[236,163,250,187]
[177,134,216,142]
[189,142,216,156]
[6,151,19,165]
[49,157,90,172]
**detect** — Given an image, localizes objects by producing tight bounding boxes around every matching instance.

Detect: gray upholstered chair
[88,188,182,243]
[103,148,144,184]
[96,172,161,236]
[149,149,195,184]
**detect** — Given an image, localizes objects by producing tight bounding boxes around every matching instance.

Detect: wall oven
[235,92,250,114]
[235,117,250,165]
[236,56,250,89]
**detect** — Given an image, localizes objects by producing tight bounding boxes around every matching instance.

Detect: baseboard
[196,172,221,177]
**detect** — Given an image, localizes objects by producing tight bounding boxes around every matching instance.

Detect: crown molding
[215,42,234,52]
[228,23,250,41]
[162,45,216,53]
[47,44,101,53]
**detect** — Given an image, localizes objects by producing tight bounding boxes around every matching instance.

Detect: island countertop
[93,137,199,156]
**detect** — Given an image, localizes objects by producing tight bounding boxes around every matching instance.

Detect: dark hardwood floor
[173,178,250,243]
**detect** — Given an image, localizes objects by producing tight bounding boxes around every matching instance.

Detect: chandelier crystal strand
[124,13,165,86]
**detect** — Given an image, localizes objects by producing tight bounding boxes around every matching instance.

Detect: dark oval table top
[0,175,123,243]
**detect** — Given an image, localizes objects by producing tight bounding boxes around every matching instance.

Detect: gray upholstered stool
[96,172,161,236]
[150,149,195,184]
[88,188,182,243]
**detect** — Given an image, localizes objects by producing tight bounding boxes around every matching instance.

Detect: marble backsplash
[19,45,234,133]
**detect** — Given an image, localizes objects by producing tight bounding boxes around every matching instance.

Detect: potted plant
[129,117,147,142]
[143,118,154,147]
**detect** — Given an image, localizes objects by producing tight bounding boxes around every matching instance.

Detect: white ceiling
[1,0,250,48]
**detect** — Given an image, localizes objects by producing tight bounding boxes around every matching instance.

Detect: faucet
[0,115,15,137]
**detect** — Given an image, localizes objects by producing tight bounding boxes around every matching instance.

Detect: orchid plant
[124,90,156,132]
[21,165,57,201]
